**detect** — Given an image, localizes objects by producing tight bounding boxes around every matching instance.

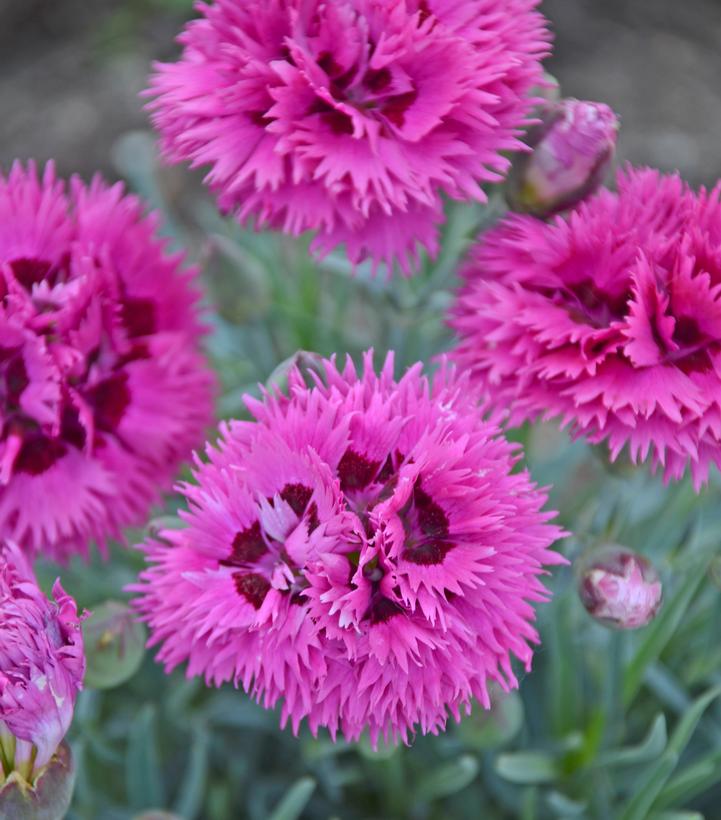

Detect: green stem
[602,630,625,750]
[378,751,406,819]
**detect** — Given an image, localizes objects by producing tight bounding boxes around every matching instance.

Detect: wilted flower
[451,166,721,488]
[577,545,662,629]
[0,162,215,560]
[0,540,84,785]
[148,0,550,276]
[507,99,619,216]
[131,351,565,745]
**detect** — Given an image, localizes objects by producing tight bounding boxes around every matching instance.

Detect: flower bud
[0,742,75,820]
[508,99,619,217]
[0,541,85,796]
[83,601,146,690]
[456,688,524,750]
[577,545,662,630]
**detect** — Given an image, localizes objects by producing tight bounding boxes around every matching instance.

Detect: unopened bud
[0,741,75,820]
[577,545,662,630]
[508,99,619,217]
[83,601,146,690]
[456,687,524,750]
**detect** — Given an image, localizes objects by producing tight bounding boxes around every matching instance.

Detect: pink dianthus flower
[131,352,565,745]
[148,0,550,276]
[451,166,721,488]
[0,162,214,560]
[0,540,85,779]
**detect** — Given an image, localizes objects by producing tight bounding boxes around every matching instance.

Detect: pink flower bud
[508,99,619,216]
[578,545,662,630]
[0,542,85,787]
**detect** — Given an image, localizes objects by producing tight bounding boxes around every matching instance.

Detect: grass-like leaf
[267,777,316,820]
[623,568,709,707]
[619,686,721,820]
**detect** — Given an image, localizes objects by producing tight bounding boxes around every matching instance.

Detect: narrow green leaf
[654,748,721,808]
[495,752,559,785]
[648,812,704,820]
[666,686,721,757]
[173,728,209,820]
[548,594,583,736]
[126,705,165,811]
[645,665,692,714]
[564,710,605,772]
[416,755,479,801]
[645,665,721,746]
[619,686,721,820]
[623,568,708,707]
[520,788,538,820]
[165,678,203,719]
[618,751,679,820]
[267,777,316,820]
[545,790,587,817]
[595,714,667,768]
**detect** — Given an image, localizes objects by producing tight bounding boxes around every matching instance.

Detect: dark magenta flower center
[535,266,718,375]
[0,255,154,477]
[246,11,428,139]
[400,484,455,565]
[227,447,456,623]
[228,482,318,609]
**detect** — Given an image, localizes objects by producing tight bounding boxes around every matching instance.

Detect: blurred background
[3,0,721,185]
[4,3,721,819]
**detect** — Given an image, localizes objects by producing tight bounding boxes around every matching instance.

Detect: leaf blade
[268,777,316,820]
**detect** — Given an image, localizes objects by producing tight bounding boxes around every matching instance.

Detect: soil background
[2,0,721,185]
